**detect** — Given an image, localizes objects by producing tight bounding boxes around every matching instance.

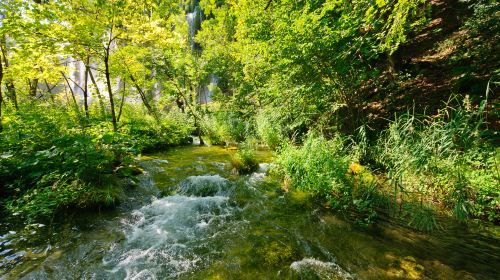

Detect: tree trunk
[5,82,17,110]
[0,39,18,110]
[83,57,90,118]
[44,79,55,102]
[62,72,81,115]
[166,72,204,145]
[0,51,3,132]
[128,73,158,121]
[117,81,126,123]
[175,97,185,113]
[388,51,400,78]
[28,78,38,97]
[88,67,106,117]
[104,49,117,131]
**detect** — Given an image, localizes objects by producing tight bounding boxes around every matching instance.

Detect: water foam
[106,190,234,279]
[248,172,266,185]
[258,163,271,173]
[177,175,230,197]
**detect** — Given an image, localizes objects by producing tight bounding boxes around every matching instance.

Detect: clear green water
[1,146,499,279]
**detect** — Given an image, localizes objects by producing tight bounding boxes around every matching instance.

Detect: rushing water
[1,146,499,279]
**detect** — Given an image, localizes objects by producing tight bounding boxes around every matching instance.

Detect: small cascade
[105,174,235,279]
[248,172,266,185]
[246,163,272,186]
[177,175,230,197]
[258,163,271,173]
[138,158,172,188]
[107,195,234,279]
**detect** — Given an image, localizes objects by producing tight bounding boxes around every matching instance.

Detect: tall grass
[275,133,379,226]
[274,92,499,230]
[374,93,498,225]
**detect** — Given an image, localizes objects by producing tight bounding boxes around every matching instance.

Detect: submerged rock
[290,258,353,280]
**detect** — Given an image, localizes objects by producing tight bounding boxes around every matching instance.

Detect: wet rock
[290,258,353,280]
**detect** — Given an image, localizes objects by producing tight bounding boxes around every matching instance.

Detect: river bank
[1,146,499,279]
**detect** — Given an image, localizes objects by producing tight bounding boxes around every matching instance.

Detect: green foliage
[0,106,128,221]
[200,111,231,145]
[464,0,499,34]
[274,133,378,225]
[373,97,499,223]
[121,105,193,152]
[231,146,259,175]
[0,102,193,222]
[0,135,128,221]
[199,104,254,145]
[274,94,499,229]
[406,204,438,232]
[0,0,496,231]
[256,108,285,150]
[435,0,499,76]
[195,0,430,137]
[379,0,430,54]
[276,134,352,195]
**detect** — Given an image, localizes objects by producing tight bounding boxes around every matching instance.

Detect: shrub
[231,147,259,174]
[121,105,193,152]
[0,103,194,222]
[274,95,499,230]
[274,133,379,225]
[200,113,229,145]
[0,124,134,222]
[276,134,352,195]
[256,108,285,150]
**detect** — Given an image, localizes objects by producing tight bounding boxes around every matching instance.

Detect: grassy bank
[272,96,499,230]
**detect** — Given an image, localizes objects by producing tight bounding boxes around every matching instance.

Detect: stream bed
[1,146,499,279]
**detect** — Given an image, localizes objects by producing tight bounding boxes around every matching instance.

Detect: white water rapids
[104,175,236,279]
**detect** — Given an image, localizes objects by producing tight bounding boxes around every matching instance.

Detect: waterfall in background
[185,0,220,104]
[198,74,219,104]
[186,4,203,50]
[71,60,85,95]
[56,57,108,105]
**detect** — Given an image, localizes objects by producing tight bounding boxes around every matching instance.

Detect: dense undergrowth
[272,94,499,230]
[194,90,498,230]
[0,0,498,232]
[0,103,192,222]
[185,0,500,230]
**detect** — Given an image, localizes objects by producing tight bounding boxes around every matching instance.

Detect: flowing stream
[1,146,499,279]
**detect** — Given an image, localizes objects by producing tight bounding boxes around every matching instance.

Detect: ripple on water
[138,160,167,174]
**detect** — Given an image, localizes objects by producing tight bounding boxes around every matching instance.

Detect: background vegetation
[0,0,498,229]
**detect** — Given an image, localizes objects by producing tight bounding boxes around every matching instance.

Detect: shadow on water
[1,146,499,279]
